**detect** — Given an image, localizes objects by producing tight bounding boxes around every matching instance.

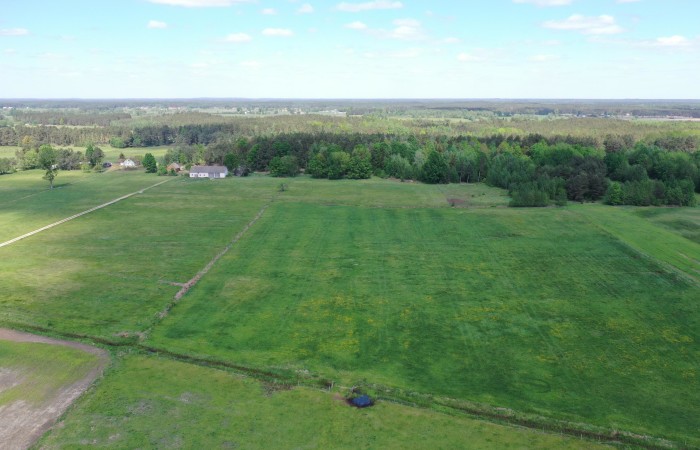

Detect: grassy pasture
[574,204,700,283]
[633,206,700,245]
[222,174,510,208]
[0,174,697,446]
[0,170,165,243]
[0,174,268,339]
[0,340,99,406]
[38,354,604,449]
[149,199,699,445]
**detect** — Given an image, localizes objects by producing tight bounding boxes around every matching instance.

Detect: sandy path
[0,178,171,249]
[0,328,109,450]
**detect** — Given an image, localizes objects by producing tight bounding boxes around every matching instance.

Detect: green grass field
[37,354,604,449]
[0,173,267,338]
[147,200,699,445]
[0,170,167,242]
[0,172,697,447]
[0,340,100,406]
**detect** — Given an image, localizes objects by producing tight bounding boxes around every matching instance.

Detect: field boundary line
[173,203,271,301]
[574,209,700,287]
[143,200,273,339]
[0,179,172,249]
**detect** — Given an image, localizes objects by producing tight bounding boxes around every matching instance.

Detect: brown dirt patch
[0,328,109,450]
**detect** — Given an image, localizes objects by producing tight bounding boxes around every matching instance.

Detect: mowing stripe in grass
[0,178,172,249]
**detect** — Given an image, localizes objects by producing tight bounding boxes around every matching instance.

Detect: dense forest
[2,101,699,207]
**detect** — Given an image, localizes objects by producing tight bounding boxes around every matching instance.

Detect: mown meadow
[37,354,604,449]
[148,194,699,445]
[0,169,697,448]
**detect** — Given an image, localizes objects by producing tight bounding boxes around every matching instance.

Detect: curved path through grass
[0,328,108,449]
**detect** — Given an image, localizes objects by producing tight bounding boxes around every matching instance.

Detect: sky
[1,0,698,99]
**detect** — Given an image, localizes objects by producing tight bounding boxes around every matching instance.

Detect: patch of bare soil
[0,328,109,450]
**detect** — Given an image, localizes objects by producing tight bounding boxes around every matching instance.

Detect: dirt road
[0,329,109,450]
[0,178,171,249]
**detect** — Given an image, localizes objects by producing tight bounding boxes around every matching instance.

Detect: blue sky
[1,0,698,98]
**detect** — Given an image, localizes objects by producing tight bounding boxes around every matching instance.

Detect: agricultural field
[37,354,604,449]
[0,170,697,448]
[147,195,699,445]
[0,172,267,338]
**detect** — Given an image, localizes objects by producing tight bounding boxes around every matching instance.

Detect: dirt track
[0,178,171,249]
[0,329,109,450]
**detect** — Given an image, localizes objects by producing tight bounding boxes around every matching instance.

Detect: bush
[421,151,450,184]
[604,181,624,205]
[384,154,413,181]
[347,146,372,179]
[269,155,299,177]
[327,151,350,180]
[142,153,157,173]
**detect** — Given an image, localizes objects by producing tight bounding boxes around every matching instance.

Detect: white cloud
[345,18,425,40]
[389,18,425,40]
[442,37,461,44]
[529,54,560,62]
[147,0,252,6]
[345,21,368,30]
[224,32,252,42]
[262,28,294,37]
[457,53,486,62]
[147,20,168,29]
[390,48,422,59]
[0,28,29,36]
[393,18,420,27]
[261,8,277,14]
[616,0,640,3]
[543,15,624,35]
[336,1,403,12]
[513,0,572,6]
[240,60,261,68]
[655,35,690,47]
[298,3,314,13]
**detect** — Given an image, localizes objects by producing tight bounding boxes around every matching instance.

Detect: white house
[189,165,229,179]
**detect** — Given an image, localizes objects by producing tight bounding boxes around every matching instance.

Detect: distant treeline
[2,114,700,150]
[9,111,131,127]
[147,131,698,207]
[2,113,699,207]
[3,98,700,117]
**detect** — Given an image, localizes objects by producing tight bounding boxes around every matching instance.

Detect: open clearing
[0,171,697,447]
[0,329,107,450]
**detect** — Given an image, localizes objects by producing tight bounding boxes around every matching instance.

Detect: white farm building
[189,165,229,179]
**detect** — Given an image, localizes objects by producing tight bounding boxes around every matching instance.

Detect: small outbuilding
[120,159,136,168]
[167,163,182,172]
[189,165,229,179]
